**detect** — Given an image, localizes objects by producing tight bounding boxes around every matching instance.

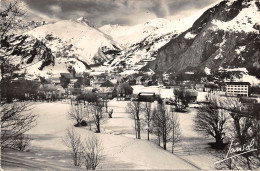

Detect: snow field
[17,100,220,170]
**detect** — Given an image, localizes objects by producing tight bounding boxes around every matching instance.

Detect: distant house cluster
[56,70,115,99]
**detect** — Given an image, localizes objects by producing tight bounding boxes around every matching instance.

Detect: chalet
[93,80,105,89]
[100,80,114,93]
[38,84,57,99]
[68,79,78,88]
[188,90,199,103]
[225,82,250,97]
[195,83,205,92]
[136,76,144,85]
[100,80,114,99]
[60,73,73,88]
[240,98,258,104]
[93,74,107,82]
[51,77,61,85]
[137,92,157,102]
[162,72,170,83]
[56,85,66,98]
[80,77,93,88]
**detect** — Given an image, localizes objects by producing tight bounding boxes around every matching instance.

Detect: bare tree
[1,1,26,102]
[151,108,161,146]
[214,148,259,170]
[82,133,103,170]
[1,102,37,149]
[221,97,260,169]
[84,103,93,131]
[213,146,238,170]
[67,104,86,127]
[194,97,229,148]
[142,102,153,140]
[229,113,259,169]
[0,1,25,39]
[90,101,103,133]
[152,103,173,150]
[127,101,142,139]
[171,112,181,153]
[63,128,83,167]
[206,96,260,169]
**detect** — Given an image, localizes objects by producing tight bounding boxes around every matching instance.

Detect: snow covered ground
[2,100,219,170]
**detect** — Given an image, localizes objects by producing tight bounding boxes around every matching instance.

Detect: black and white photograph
[1,0,260,170]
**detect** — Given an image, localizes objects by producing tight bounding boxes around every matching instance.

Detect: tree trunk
[163,136,167,150]
[158,130,160,146]
[147,130,150,141]
[147,114,150,141]
[215,133,224,148]
[135,119,137,139]
[172,128,174,153]
[163,130,167,150]
[137,119,141,139]
[96,117,100,133]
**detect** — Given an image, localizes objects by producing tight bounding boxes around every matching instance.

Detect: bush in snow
[13,134,31,151]
[82,133,103,170]
[63,128,83,167]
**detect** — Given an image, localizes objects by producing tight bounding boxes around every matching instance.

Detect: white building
[226,82,250,97]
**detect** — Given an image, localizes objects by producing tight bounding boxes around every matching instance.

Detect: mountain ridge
[144,0,260,80]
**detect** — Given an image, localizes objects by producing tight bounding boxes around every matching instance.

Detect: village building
[225,82,250,97]
[162,72,170,84]
[99,80,114,93]
[137,92,157,102]
[51,77,61,85]
[68,78,78,88]
[99,80,115,99]
[136,76,144,85]
[195,83,205,92]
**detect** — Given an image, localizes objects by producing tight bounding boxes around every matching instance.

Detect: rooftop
[100,80,114,87]
[225,82,251,85]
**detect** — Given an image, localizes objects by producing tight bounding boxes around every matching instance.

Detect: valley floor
[2,100,219,170]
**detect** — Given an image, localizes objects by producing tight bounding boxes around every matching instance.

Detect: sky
[3,0,220,27]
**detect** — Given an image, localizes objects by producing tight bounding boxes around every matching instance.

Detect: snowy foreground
[2,100,219,170]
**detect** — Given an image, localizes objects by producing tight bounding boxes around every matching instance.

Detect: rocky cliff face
[145,0,260,78]
[1,34,54,71]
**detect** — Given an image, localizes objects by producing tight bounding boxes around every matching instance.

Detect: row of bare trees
[65,93,110,169]
[194,95,260,169]
[127,101,181,151]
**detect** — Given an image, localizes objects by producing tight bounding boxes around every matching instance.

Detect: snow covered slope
[26,17,122,67]
[100,17,194,70]
[100,18,170,45]
[100,2,222,71]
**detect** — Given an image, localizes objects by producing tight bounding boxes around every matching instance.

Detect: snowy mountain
[144,0,260,81]
[99,19,190,70]
[100,18,170,45]
[100,3,220,71]
[24,17,122,74]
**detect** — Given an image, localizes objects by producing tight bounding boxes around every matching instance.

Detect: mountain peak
[76,17,94,27]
